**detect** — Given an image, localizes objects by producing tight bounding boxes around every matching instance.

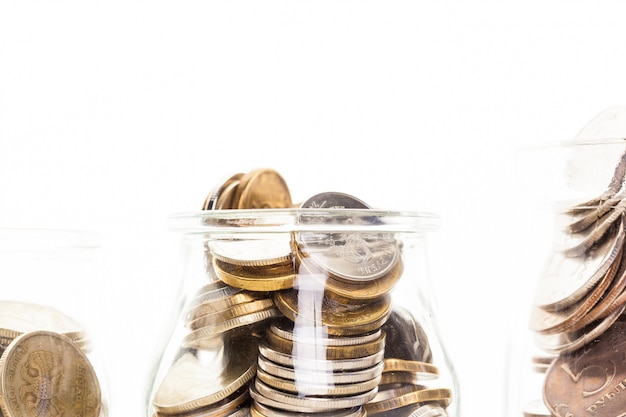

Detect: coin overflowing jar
[148,169,458,417]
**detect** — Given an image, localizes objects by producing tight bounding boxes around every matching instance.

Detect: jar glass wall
[0,228,109,417]
[508,125,626,416]
[147,209,459,417]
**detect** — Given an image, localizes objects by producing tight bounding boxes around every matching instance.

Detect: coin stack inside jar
[151,168,453,417]
[526,149,626,417]
[0,300,103,417]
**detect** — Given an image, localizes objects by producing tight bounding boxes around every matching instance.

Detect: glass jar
[0,228,109,417]
[146,208,459,417]
[507,108,626,417]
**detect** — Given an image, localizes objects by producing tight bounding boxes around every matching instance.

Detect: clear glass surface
[0,228,109,417]
[146,209,459,417]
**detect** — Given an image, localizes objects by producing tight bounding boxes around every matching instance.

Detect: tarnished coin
[235,169,293,209]
[382,306,433,363]
[543,319,626,416]
[0,330,101,417]
[153,336,258,415]
[533,216,624,311]
[0,300,86,344]
[273,289,392,336]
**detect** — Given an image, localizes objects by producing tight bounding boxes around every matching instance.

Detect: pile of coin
[527,149,626,416]
[151,169,453,417]
[0,300,102,417]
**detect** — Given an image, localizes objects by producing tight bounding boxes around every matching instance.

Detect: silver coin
[533,216,625,311]
[250,401,365,417]
[269,318,382,347]
[300,192,371,210]
[209,238,292,267]
[407,403,449,417]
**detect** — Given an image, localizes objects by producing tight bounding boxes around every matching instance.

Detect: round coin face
[543,319,626,416]
[0,330,101,417]
[0,300,85,342]
[236,169,293,209]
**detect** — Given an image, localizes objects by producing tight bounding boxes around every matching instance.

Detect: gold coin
[250,401,366,417]
[265,328,386,360]
[255,367,381,396]
[383,359,439,379]
[153,386,249,417]
[269,318,383,347]
[182,308,281,350]
[273,289,392,336]
[258,339,384,372]
[364,387,452,415]
[235,168,293,209]
[252,378,377,412]
[0,330,101,417]
[214,259,296,292]
[186,291,269,323]
[153,337,258,415]
[202,173,244,210]
[188,299,275,331]
[257,354,385,385]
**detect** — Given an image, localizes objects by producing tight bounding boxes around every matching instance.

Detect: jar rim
[168,209,440,234]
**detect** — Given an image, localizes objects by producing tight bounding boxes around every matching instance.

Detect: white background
[2,1,626,416]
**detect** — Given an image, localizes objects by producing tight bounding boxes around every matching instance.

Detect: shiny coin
[186,290,270,323]
[214,259,296,292]
[257,354,385,385]
[364,387,452,415]
[269,318,382,347]
[273,289,392,336]
[188,299,275,331]
[0,330,101,417]
[561,202,626,257]
[202,173,244,210]
[543,319,626,417]
[235,169,293,209]
[153,386,249,417]
[533,217,624,311]
[296,254,403,300]
[258,340,384,371]
[183,308,281,350]
[153,337,258,415]
[0,300,86,343]
[265,328,386,360]
[250,401,365,417]
[299,192,371,210]
[255,367,381,396]
[252,378,378,412]
[209,237,293,267]
[529,245,621,335]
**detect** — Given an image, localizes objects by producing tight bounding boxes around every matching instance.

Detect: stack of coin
[151,168,454,417]
[526,150,626,416]
[0,301,102,417]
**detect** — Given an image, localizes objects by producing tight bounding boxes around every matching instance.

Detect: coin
[257,339,384,372]
[153,386,249,417]
[364,387,452,415]
[273,289,392,336]
[214,259,296,292]
[188,299,275,331]
[383,359,439,379]
[0,300,86,344]
[153,336,258,415]
[543,319,626,416]
[252,378,378,412]
[269,317,383,347]
[561,202,626,257]
[299,192,371,210]
[235,169,293,209]
[382,306,433,363]
[202,173,244,210]
[0,330,101,417]
[209,237,293,267]
[533,217,624,311]
[250,401,365,417]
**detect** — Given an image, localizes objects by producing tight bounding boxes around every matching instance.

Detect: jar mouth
[168,209,439,235]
